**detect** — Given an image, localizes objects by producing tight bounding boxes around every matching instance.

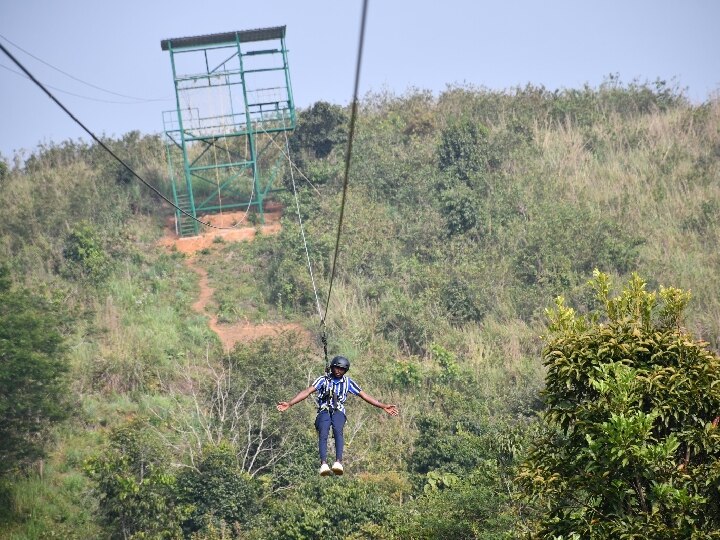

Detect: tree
[250,475,398,540]
[518,272,720,539]
[437,119,492,185]
[393,465,515,540]
[85,419,184,539]
[286,101,348,177]
[0,266,70,475]
[435,119,497,237]
[176,442,260,535]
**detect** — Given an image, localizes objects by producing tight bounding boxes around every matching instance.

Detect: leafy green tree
[439,274,487,324]
[0,266,70,475]
[435,119,511,238]
[177,442,260,535]
[514,205,642,289]
[408,380,527,483]
[393,465,515,540]
[250,476,397,540]
[440,184,481,236]
[286,101,348,177]
[85,419,184,539]
[437,119,492,185]
[410,413,489,478]
[256,220,331,314]
[519,272,720,539]
[378,289,434,355]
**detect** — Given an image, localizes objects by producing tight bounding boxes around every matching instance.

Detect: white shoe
[319,463,332,476]
[331,461,344,475]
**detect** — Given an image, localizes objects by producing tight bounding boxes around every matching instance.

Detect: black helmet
[329,355,350,371]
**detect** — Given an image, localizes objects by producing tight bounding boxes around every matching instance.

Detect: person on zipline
[277,355,399,476]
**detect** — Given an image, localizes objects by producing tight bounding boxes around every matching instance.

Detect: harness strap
[317,374,341,414]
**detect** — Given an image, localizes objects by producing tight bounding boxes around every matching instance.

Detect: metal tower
[161,26,295,236]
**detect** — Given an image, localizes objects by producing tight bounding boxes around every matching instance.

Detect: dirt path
[186,259,307,351]
[162,208,311,351]
[157,206,282,255]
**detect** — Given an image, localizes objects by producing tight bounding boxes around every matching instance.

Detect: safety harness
[316,374,341,414]
[317,330,342,413]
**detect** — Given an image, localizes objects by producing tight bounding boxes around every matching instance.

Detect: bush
[251,476,397,540]
[61,221,111,282]
[437,120,492,185]
[378,290,434,355]
[85,419,183,539]
[0,266,70,476]
[393,465,515,540]
[177,442,260,535]
[286,101,348,176]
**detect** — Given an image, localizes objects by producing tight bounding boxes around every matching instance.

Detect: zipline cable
[0,33,170,102]
[0,62,160,105]
[0,40,235,232]
[321,0,369,326]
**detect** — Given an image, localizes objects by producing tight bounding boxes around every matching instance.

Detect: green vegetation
[519,272,720,538]
[0,79,719,538]
[0,266,71,476]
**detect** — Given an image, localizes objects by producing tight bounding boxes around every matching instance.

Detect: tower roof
[161,26,286,51]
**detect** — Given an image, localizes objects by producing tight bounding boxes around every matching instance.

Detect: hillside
[1,81,719,539]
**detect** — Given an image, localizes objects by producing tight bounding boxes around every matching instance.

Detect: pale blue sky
[1,0,718,158]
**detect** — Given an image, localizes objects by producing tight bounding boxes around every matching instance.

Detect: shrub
[85,419,183,539]
[61,221,110,282]
[378,291,434,355]
[393,465,515,540]
[286,101,348,176]
[0,266,70,476]
[251,476,396,540]
[437,119,492,185]
[177,442,260,535]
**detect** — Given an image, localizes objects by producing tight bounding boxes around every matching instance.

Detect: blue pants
[315,410,346,462]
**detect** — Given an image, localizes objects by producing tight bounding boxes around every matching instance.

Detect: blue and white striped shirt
[312,375,362,414]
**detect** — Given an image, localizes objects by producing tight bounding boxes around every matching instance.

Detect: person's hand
[277,401,290,412]
[383,404,399,416]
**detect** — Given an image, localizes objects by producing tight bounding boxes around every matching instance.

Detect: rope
[321,0,369,326]
[235,131,256,226]
[282,125,324,322]
[321,330,329,371]
[211,136,223,220]
[255,124,321,196]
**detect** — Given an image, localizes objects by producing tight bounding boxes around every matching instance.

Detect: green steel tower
[161,26,296,236]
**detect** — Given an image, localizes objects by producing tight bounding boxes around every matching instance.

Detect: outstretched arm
[277,386,315,412]
[357,390,399,416]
